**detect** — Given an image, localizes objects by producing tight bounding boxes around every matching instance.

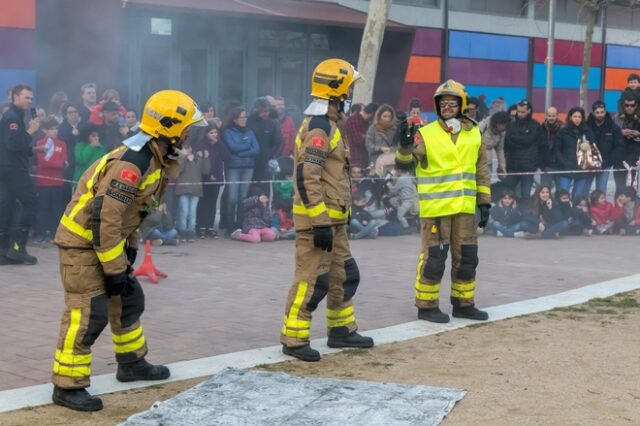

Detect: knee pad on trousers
[456,244,479,281]
[423,244,449,281]
[306,272,329,312]
[81,293,109,346]
[120,281,145,328]
[343,258,360,301]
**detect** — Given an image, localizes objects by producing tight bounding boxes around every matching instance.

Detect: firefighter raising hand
[399,119,417,148]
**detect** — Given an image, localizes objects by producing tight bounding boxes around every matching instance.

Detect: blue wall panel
[604,90,621,112]
[0,69,36,96]
[533,64,601,90]
[606,45,640,69]
[465,85,527,107]
[449,31,529,62]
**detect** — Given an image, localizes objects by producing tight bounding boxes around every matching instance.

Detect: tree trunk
[352,0,392,105]
[580,5,597,109]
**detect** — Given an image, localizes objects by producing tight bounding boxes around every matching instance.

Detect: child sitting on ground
[231,191,277,243]
[489,189,536,237]
[349,191,381,239]
[613,187,640,235]
[140,202,179,246]
[386,168,418,229]
[556,190,595,236]
[589,190,624,234]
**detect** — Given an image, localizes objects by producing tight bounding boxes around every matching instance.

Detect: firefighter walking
[280,58,374,362]
[396,80,491,323]
[51,90,207,411]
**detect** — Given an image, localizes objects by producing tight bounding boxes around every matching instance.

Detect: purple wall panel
[448,58,528,87]
[0,28,35,69]
[399,83,439,112]
[411,28,442,56]
[532,88,601,113]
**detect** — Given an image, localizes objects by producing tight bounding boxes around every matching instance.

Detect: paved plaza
[1,233,638,391]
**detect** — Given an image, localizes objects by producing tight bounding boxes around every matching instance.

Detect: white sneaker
[230,229,242,240]
[513,231,525,238]
[496,230,504,237]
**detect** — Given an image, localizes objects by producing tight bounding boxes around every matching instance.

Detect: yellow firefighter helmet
[139,90,206,142]
[434,80,469,116]
[310,58,361,102]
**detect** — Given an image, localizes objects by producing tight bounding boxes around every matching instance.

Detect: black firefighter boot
[6,227,37,265]
[52,386,103,412]
[0,230,18,265]
[116,357,170,382]
[327,326,374,348]
[452,305,489,321]
[418,307,450,323]
[282,344,321,362]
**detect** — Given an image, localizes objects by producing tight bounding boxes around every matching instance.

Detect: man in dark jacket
[248,97,283,192]
[615,94,640,190]
[539,106,563,189]
[0,84,41,265]
[504,99,542,201]
[587,101,624,194]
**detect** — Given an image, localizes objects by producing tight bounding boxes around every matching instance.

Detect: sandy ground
[2,290,639,426]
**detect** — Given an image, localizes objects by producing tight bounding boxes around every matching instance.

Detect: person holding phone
[0,84,41,265]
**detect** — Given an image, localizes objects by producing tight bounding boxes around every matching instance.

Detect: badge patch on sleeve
[9,123,18,131]
[311,136,326,148]
[119,169,139,185]
[110,179,138,195]
[106,189,133,205]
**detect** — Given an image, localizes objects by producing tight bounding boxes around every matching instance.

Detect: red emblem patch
[9,123,18,131]
[119,169,139,185]
[311,136,326,148]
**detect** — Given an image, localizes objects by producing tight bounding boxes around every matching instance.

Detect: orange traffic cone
[133,240,167,284]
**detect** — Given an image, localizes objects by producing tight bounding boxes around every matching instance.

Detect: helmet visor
[190,105,208,127]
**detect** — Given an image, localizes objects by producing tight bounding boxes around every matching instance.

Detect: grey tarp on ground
[120,368,466,426]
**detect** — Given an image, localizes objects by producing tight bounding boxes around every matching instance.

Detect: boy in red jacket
[34,116,67,242]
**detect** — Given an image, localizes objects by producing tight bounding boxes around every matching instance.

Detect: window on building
[393,0,439,6]
[534,0,601,24]
[256,54,275,97]
[218,50,245,107]
[258,30,306,49]
[450,0,528,16]
[310,33,330,51]
[606,3,640,29]
[181,48,208,102]
[141,44,170,101]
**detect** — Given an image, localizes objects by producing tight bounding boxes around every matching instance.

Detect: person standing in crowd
[78,83,97,123]
[504,99,542,201]
[617,73,640,114]
[195,125,227,239]
[99,101,126,151]
[123,110,140,138]
[345,102,377,169]
[396,79,491,324]
[539,106,563,189]
[280,58,374,362]
[73,124,107,184]
[466,96,480,122]
[0,84,41,265]
[365,104,397,168]
[175,142,211,242]
[554,107,598,201]
[222,107,260,236]
[89,88,127,126]
[248,97,283,192]
[49,92,68,124]
[33,116,68,243]
[587,101,624,194]
[407,98,427,126]
[50,90,207,412]
[275,96,297,158]
[58,102,82,200]
[481,110,509,177]
[615,94,640,189]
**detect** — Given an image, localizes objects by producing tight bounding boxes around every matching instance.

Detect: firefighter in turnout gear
[280,58,374,362]
[396,80,491,324]
[50,90,207,411]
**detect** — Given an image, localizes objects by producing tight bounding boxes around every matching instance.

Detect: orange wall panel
[605,68,639,90]
[0,0,36,29]
[533,112,567,123]
[405,56,441,84]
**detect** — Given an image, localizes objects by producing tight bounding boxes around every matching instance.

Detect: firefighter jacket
[54,140,170,275]
[396,119,491,218]
[292,114,351,230]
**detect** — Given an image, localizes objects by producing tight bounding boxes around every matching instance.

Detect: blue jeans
[595,169,610,195]
[177,194,199,233]
[542,220,570,238]
[558,176,592,202]
[225,167,253,229]
[349,219,381,239]
[492,220,537,237]
[148,228,178,245]
[504,174,534,201]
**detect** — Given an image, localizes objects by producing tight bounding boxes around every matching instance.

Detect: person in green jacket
[73,124,107,184]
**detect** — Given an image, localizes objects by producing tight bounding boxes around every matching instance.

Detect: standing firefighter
[280,58,374,362]
[51,90,206,411]
[396,80,491,323]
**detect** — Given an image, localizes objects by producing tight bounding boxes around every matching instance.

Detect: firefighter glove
[126,246,138,266]
[399,120,417,148]
[313,226,333,252]
[105,273,136,298]
[478,204,491,228]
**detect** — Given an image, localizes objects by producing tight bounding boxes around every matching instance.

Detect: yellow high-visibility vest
[416,122,481,217]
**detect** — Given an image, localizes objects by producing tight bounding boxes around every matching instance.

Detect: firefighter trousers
[52,248,148,389]
[281,225,360,347]
[414,214,479,309]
